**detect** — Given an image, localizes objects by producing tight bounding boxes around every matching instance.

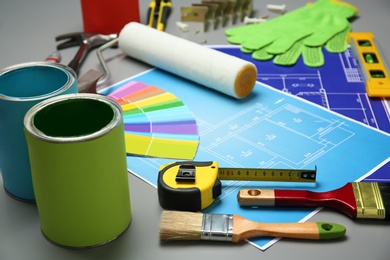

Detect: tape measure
[349,32,390,97]
[157,161,316,211]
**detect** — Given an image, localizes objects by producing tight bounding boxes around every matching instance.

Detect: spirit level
[157,161,316,211]
[349,32,390,97]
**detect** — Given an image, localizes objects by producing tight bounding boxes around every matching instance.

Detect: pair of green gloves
[225,0,358,67]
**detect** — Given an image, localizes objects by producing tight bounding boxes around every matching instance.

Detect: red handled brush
[238,182,390,220]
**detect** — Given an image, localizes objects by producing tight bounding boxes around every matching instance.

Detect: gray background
[1,0,390,259]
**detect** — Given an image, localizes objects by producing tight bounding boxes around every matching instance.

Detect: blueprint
[216,46,390,134]
[214,46,390,183]
[102,62,390,249]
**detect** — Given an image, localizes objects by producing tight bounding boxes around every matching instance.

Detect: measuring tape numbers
[157,161,316,211]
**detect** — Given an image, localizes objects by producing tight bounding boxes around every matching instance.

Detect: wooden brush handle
[232,215,346,242]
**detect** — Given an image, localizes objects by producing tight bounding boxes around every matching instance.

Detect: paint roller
[97,22,257,99]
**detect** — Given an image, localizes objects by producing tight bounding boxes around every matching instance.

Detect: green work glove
[257,23,351,67]
[225,0,358,67]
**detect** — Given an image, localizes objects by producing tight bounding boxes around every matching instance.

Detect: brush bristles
[378,183,390,221]
[159,211,204,241]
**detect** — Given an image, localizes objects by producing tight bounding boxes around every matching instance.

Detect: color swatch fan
[107,80,199,159]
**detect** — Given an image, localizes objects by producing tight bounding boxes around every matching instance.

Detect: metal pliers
[55,32,117,74]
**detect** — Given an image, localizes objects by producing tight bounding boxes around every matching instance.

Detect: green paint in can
[24,93,131,248]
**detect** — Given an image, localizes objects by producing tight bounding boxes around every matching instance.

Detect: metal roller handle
[96,38,119,86]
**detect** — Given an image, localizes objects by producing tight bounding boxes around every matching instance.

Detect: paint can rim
[24,93,123,143]
[0,61,76,101]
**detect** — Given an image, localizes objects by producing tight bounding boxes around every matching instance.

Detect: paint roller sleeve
[235,64,258,98]
[118,22,257,99]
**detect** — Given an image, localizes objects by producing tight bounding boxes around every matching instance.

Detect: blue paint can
[0,62,78,202]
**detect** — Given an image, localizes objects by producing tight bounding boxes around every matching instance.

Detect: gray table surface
[1,0,390,259]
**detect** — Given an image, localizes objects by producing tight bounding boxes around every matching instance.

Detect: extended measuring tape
[349,32,390,97]
[157,161,316,211]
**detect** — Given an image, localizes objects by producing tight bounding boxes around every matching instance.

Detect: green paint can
[24,93,131,248]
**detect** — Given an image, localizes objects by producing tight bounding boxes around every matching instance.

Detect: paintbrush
[159,210,346,242]
[238,182,390,220]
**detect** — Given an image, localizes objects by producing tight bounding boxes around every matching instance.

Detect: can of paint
[24,93,132,248]
[0,62,77,202]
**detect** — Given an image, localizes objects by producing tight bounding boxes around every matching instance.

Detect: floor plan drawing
[216,46,390,133]
[197,101,356,170]
[102,65,390,250]
[99,44,390,250]
[214,46,390,183]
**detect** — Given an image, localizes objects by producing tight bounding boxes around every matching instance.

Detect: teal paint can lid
[0,62,77,102]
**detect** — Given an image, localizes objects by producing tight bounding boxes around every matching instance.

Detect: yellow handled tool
[349,32,390,97]
[157,161,316,211]
[147,0,172,31]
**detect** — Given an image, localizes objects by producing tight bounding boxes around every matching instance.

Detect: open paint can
[0,62,77,201]
[24,93,131,248]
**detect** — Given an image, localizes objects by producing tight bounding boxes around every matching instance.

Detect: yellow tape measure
[349,32,390,97]
[218,167,316,182]
[157,161,316,211]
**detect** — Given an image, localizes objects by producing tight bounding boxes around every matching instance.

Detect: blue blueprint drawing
[214,46,390,133]
[101,66,390,250]
[214,46,390,183]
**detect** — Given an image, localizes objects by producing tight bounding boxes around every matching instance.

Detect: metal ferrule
[201,213,233,241]
[352,182,386,219]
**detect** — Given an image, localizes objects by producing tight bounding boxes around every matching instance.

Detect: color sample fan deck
[107,80,199,159]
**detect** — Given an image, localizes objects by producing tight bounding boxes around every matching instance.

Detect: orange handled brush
[159,210,346,242]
